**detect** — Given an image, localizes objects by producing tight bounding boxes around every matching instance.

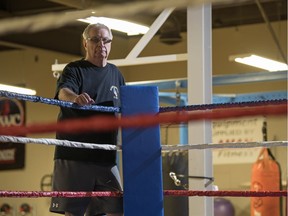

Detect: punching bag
[250,148,282,216]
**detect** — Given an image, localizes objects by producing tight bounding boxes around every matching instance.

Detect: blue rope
[1,90,286,114]
[0,90,120,113]
[159,99,288,113]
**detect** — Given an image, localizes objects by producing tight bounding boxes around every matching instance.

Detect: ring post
[120,85,164,216]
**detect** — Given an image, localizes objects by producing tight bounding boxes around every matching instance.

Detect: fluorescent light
[0,84,36,95]
[229,54,288,72]
[78,16,149,36]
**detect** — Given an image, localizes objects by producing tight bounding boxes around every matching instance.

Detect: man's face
[84,27,112,62]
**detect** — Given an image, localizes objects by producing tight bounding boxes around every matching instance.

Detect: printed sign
[0,97,25,170]
[212,116,266,164]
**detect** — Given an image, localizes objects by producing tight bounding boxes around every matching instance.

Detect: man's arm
[58,87,95,105]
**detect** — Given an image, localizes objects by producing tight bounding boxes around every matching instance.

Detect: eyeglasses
[86,37,112,44]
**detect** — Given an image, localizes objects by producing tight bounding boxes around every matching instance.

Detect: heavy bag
[250,148,281,216]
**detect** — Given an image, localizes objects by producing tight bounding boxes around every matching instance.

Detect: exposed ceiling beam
[48,0,86,9]
[126,8,175,59]
[47,0,118,9]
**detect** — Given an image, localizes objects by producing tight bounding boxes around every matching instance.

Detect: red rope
[163,190,288,197]
[0,191,122,198]
[0,103,286,136]
[0,190,287,198]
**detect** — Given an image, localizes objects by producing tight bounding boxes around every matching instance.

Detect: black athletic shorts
[50,159,123,215]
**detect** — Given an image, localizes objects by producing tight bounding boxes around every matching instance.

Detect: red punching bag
[250,148,282,216]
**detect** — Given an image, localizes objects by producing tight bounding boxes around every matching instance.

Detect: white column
[187,4,213,216]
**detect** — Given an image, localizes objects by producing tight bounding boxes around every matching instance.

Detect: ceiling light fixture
[229,54,288,72]
[0,84,36,95]
[78,16,149,36]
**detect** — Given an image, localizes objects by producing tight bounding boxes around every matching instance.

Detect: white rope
[0,0,250,36]
[162,141,288,151]
[0,135,286,151]
[0,135,119,151]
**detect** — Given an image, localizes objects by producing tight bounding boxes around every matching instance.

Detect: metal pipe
[255,0,287,62]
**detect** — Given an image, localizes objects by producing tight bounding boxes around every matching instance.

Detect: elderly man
[50,23,125,216]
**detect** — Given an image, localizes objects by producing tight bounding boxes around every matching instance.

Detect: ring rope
[1,90,286,114]
[0,190,286,198]
[0,135,119,151]
[159,99,287,113]
[0,135,286,151]
[162,141,288,151]
[163,190,288,197]
[0,191,122,198]
[0,91,119,113]
[0,103,286,136]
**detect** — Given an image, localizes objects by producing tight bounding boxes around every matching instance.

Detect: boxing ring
[0,0,287,215]
[0,87,287,216]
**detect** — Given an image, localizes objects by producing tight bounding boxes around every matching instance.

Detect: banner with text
[212,116,266,164]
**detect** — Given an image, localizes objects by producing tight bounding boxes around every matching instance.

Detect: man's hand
[74,93,95,105]
[58,88,95,106]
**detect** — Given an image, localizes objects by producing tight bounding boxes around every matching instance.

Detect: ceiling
[0,0,286,56]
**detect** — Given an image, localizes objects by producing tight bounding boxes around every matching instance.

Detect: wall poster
[0,97,25,170]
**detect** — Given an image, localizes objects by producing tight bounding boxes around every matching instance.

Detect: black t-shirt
[54,59,125,164]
